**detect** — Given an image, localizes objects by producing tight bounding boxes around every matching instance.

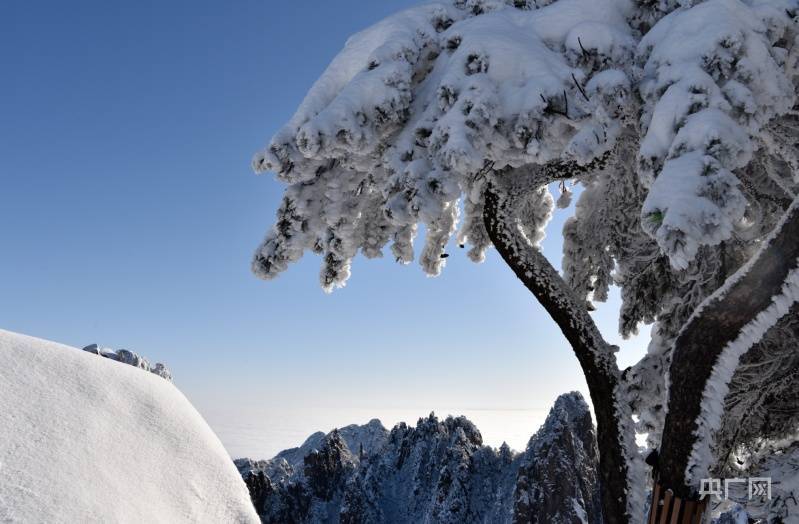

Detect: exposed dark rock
[304,430,357,501]
[82,343,100,355]
[513,392,602,523]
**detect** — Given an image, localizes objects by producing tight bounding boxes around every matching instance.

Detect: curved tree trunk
[654,198,799,507]
[483,166,633,524]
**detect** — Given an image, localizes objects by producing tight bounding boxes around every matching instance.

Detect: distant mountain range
[235,392,602,523]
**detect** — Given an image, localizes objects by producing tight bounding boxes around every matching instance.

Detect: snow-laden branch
[253,0,797,293]
[715,303,799,470]
[636,0,797,269]
[251,0,635,291]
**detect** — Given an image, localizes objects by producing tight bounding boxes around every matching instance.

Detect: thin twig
[572,73,590,102]
[577,37,589,59]
[539,93,569,118]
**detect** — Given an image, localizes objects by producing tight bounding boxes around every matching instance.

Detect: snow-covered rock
[235,418,390,488]
[0,329,258,523]
[280,418,389,470]
[513,392,601,523]
[82,343,173,381]
[238,392,601,523]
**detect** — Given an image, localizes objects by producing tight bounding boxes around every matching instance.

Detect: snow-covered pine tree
[249,1,799,521]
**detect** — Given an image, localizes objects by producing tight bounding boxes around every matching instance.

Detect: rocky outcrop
[238,392,602,523]
[82,343,172,380]
[513,393,601,523]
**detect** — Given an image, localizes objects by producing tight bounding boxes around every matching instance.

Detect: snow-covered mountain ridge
[236,392,602,523]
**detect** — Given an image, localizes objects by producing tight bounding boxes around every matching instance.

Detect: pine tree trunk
[652,198,799,519]
[483,169,632,524]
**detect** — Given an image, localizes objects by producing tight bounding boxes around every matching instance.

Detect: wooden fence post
[647,482,709,524]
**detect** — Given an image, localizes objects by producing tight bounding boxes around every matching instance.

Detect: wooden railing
[648,482,708,524]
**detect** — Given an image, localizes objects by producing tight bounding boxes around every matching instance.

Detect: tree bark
[656,198,799,501]
[483,166,632,524]
[478,160,799,522]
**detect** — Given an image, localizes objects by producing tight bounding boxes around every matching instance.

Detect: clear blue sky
[0,1,646,441]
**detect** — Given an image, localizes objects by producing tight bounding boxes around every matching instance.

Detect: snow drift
[0,329,258,523]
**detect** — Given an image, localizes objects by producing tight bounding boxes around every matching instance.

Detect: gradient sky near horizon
[1,0,648,454]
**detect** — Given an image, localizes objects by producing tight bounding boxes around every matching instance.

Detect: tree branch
[715,300,799,474]
[483,164,634,524]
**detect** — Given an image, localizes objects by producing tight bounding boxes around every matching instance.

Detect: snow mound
[0,329,258,524]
